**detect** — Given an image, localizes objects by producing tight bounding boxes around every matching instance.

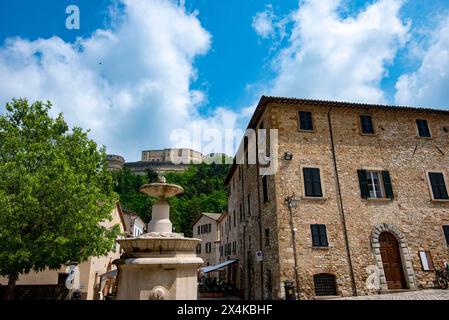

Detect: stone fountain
[113,177,203,300]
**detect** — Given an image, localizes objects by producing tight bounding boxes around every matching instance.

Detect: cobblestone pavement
[330,289,449,300]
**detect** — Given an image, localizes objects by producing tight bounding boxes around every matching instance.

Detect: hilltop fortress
[107,148,228,175]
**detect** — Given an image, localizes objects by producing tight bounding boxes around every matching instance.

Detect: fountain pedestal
[113,180,203,300]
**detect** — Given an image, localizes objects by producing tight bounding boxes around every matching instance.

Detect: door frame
[371,224,417,291]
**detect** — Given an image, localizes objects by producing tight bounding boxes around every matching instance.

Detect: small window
[262,175,269,203]
[428,172,449,200]
[196,244,202,254]
[360,115,375,134]
[443,226,449,245]
[206,243,211,253]
[197,226,200,235]
[303,168,323,197]
[358,170,393,199]
[314,274,337,296]
[299,111,314,131]
[265,228,270,247]
[233,211,236,227]
[220,246,223,257]
[416,119,431,138]
[247,194,251,216]
[311,224,328,247]
[419,251,434,271]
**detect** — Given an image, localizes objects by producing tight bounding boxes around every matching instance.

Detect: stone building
[192,213,222,267]
[225,95,449,300]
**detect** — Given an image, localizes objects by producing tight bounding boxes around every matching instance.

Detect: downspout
[327,107,357,296]
[255,128,265,300]
[286,198,301,299]
[241,166,247,300]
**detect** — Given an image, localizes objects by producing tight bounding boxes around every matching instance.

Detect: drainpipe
[327,108,357,296]
[241,166,247,300]
[285,196,301,299]
[255,129,265,300]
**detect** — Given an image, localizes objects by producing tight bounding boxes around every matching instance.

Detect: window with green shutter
[416,119,431,138]
[360,115,375,134]
[357,170,394,199]
[311,224,328,247]
[303,168,323,197]
[429,172,449,200]
[299,111,314,131]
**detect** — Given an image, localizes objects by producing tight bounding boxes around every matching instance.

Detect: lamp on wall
[284,152,293,161]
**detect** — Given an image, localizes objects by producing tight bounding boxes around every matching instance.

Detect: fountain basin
[140,183,184,198]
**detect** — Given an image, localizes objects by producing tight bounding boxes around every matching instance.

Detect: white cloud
[263,0,409,104]
[252,6,276,39]
[395,15,449,108]
[0,0,241,161]
[252,5,288,41]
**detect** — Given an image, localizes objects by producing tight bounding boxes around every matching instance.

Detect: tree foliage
[0,99,120,282]
[114,163,230,237]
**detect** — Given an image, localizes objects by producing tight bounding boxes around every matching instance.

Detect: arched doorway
[379,232,406,289]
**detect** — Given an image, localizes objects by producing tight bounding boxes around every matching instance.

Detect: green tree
[0,99,120,299]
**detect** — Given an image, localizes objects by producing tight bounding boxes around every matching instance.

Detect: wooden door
[379,232,406,289]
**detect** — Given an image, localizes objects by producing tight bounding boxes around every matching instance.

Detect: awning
[199,260,238,273]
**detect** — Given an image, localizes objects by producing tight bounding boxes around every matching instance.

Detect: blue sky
[1,0,449,160]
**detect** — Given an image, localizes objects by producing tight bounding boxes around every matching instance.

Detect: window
[247,194,251,216]
[416,119,431,138]
[233,211,236,227]
[360,115,375,134]
[311,224,328,247]
[428,172,449,200]
[240,204,243,222]
[232,241,236,255]
[220,246,223,257]
[197,226,200,235]
[196,244,201,254]
[419,251,434,271]
[206,242,211,254]
[443,226,449,245]
[262,175,269,203]
[314,274,337,296]
[303,168,323,197]
[299,111,314,131]
[265,228,270,247]
[133,225,143,237]
[358,170,393,199]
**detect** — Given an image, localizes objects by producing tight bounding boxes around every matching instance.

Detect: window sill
[416,136,433,140]
[359,132,378,137]
[301,196,327,201]
[365,198,393,202]
[430,199,449,203]
[298,129,316,133]
[312,246,330,250]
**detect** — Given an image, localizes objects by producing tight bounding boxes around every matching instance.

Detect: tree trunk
[4,274,18,300]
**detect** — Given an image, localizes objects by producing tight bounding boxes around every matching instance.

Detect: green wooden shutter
[303,168,314,197]
[311,225,320,246]
[357,170,369,199]
[319,225,328,247]
[312,168,323,197]
[443,226,449,245]
[382,171,394,199]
